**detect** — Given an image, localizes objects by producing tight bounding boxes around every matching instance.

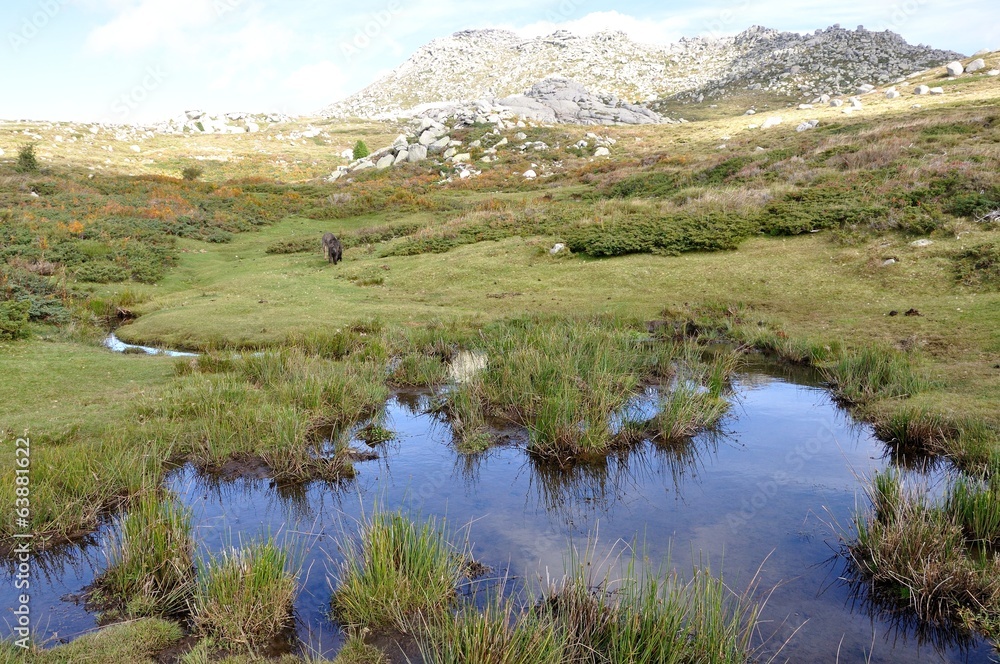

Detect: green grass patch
[4,618,184,663]
[193,537,296,652]
[331,511,467,631]
[389,353,447,387]
[97,492,195,618]
[469,316,648,457]
[822,345,931,406]
[419,599,566,664]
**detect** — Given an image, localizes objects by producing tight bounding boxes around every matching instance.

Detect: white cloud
[84,0,218,53]
[284,60,349,112]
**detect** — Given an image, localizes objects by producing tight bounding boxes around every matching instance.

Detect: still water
[2,363,994,662]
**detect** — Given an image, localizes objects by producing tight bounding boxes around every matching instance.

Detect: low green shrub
[954,242,1000,290]
[16,143,39,172]
[604,171,684,198]
[566,210,758,258]
[181,165,204,181]
[266,236,316,255]
[74,260,130,283]
[0,300,31,340]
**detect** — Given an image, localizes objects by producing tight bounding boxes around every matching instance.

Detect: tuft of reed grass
[872,407,954,459]
[418,599,565,664]
[98,492,195,617]
[822,346,930,405]
[145,350,389,483]
[389,353,447,387]
[848,469,1000,631]
[330,636,390,664]
[946,477,1000,547]
[331,511,466,631]
[193,537,296,652]
[869,468,904,525]
[541,560,760,664]
[473,316,648,458]
[440,382,492,453]
[653,385,730,442]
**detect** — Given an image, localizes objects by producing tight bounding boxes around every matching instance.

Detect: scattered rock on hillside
[408,144,428,162]
[494,78,664,125]
[965,58,986,72]
[400,78,671,129]
[946,61,965,76]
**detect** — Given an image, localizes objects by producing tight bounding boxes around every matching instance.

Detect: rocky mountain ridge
[323,24,963,119]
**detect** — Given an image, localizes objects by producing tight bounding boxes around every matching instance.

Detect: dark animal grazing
[322,232,343,264]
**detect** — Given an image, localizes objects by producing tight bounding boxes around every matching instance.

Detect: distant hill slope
[322,25,962,119]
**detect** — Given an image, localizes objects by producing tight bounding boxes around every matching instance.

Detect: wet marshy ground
[2,361,995,662]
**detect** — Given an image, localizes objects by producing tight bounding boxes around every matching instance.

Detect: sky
[0,0,996,123]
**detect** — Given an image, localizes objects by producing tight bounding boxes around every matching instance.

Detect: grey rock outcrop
[494,78,663,125]
[407,144,428,162]
[322,25,962,120]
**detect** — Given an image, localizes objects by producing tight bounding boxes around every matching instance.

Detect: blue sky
[1,0,996,123]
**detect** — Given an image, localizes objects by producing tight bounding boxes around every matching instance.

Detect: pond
[2,360,994,662]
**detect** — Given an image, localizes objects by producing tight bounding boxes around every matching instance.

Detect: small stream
[102,333,198,358]
[2,359,994,661]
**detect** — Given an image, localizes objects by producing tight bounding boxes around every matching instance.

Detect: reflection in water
[1,370,995,662]
[836,560,985,656]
